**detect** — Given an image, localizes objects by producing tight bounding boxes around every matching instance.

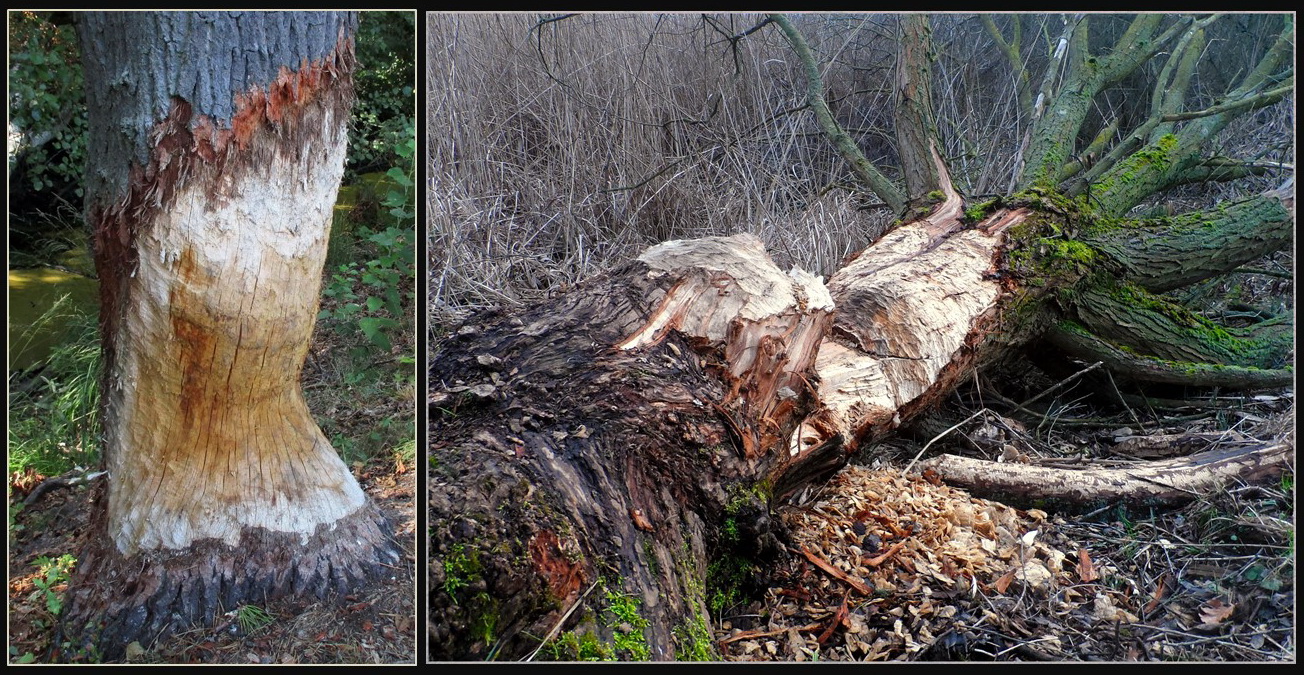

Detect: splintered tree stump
[428,234,832,660]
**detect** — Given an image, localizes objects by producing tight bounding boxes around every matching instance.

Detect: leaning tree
[428,13,1293,660]
[57,11,402,660]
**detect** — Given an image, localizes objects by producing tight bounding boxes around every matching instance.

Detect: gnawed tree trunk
[429,235,832,660]
[59,12,400,661]
[428,12,1293,662]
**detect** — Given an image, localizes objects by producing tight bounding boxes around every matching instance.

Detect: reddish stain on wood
[89,32,355,383]
[529,529,585,603]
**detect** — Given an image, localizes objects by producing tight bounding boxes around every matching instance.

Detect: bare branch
[771,13,905,213]
[1161,81,1294,122]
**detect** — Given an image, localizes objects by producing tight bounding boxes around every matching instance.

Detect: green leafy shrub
[348,11,415,177]
[319,118,415,354]
[7,12,87,199]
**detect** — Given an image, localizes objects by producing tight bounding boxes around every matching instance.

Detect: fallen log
[917,442,1293,511]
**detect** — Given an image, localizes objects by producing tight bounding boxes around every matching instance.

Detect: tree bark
[59,11,400,661]
[429,234,832,660]
[920,442,1293,511]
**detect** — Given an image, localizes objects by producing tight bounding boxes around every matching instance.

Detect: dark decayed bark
[429,235,832,660]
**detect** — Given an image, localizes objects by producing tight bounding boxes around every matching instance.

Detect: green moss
[471,592,499,649]
[603,586,651,660]
[964,197,1000,222]
[925,190,945,204]
[540,582,653,661]
[1092,133,1182,203]
[674,614,717,661]
[642,537,660,576]
[724,480,771,515]
[442,543,481,601]
[547,631,613,661]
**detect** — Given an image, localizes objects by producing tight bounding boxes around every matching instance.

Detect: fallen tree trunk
[918,442,1293,511]
[428,191,1049,660]
[427,13,1294,662]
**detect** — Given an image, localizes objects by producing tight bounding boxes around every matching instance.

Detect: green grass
[7,303,102,477]
[234,604,274,634]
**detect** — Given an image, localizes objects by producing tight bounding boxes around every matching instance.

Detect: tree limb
[771,13,905,214]
[919,441,1293,511]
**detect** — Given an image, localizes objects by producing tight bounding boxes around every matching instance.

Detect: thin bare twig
[523,579,599,662]
[902,408,991,474]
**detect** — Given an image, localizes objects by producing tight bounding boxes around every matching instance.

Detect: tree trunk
[426,12,1294,661]
[429,235,832,660]
[59,11,400,661]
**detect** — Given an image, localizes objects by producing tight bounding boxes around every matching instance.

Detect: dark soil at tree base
[8,464,416,664]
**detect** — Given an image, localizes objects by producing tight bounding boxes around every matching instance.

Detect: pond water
[8,266,99,371]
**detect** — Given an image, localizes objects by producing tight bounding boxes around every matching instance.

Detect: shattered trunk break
[427,193,1030,660]
[60,13,399,661]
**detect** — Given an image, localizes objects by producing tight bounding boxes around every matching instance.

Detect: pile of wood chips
[717,465,1106,661]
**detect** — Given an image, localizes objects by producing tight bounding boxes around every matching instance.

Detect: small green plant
[235,604,274,634]
[472,593,498,648]
[546,631,612,661]
[347,12,415,177]
[603,587,650,660]
[31,553,76,616]
[10,646,39,663]
[443,544,480,601]
[674,615,716,661]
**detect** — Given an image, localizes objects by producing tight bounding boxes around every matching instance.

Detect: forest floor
[711,394,1295,663]
[7,455,416,665]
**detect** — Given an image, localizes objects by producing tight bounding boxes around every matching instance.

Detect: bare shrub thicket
[429,14,903,318]
[427,13,1293,322]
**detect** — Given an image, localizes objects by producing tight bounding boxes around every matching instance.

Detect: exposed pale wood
[795,207,1030,456]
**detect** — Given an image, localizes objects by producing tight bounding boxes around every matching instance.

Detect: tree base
[56,497,400,662]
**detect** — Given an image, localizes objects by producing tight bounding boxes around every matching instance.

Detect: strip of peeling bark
[918,442,1293,511]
